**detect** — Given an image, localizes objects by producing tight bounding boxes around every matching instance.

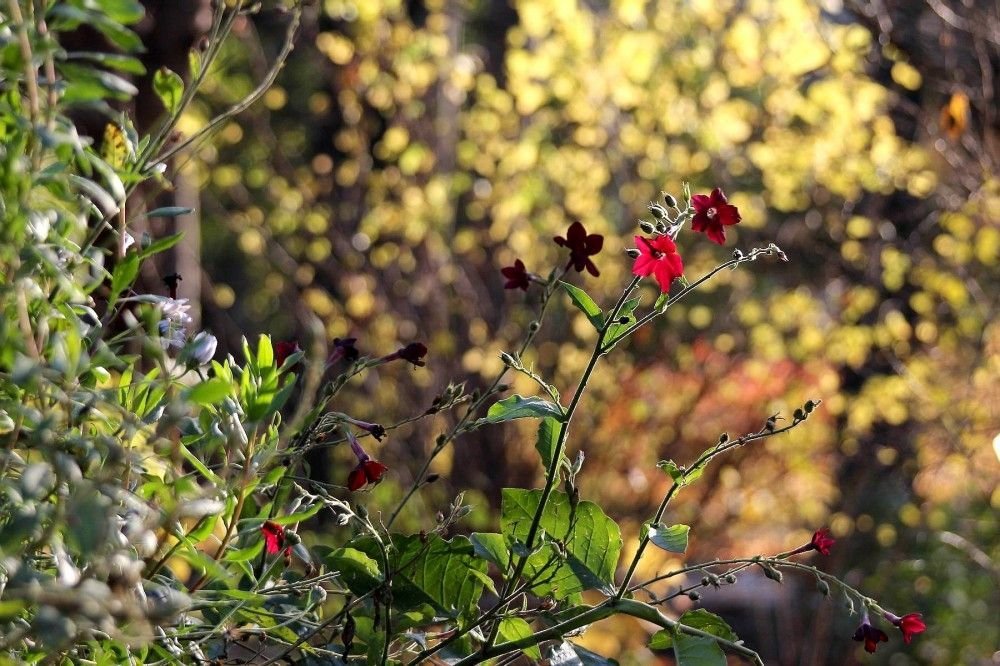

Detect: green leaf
[325,547,382,597]
[485,394,564,424]
[137,232,183,260]
[648,523,689,554]
[58,62,138,102]
[65,51,146,75]
[602,297,640,350]
[674,633,726,666]
[146,206,194,218]
[535,416,565,471]
[559,281,603,330]
[500,489,621,599]
[153,67,184,115]
[185,378,231,406]
[470,532,509,570]
[392,534,488,620]
[657,459,705,487]
[654,292,670,312]
[649,629,674,650]
[676,609,738,642]
[497,618,541,660]
[109,253,140,302]
[256,335,274,369]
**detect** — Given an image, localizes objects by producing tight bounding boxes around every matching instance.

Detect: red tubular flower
[261,521,286,555]
[501,259,531,291]
[274,340,300,369]
[554,221,604,276]
[853,614,889,653]
[884,612,926,644]
[810,527,836,555]
[632,235,684,293]
[691,188,741,245]
[346,430,388,491]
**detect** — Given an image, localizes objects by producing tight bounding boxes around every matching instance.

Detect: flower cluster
[500,188,743,296]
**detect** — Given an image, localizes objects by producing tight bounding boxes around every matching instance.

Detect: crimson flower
[884,612,926,644]
[632,235,684,293]
[274,340,300,369]
[554,221,603,277]
[853,613,889,653]
[691,188,741,245]
[382,342,427,367]
[810,527,835,555]
[347,430,388,491]
[261,520,287,555]
[501,259,531,291]
[329,337,360,364]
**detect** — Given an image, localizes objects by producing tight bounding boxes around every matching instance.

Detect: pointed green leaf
[137,232,183,259]
[486,394,564,423]
[602,297,640,349]
[497,618,541,660]
[153,67,184,115]
[674,633,726,666]
[559,281,603,330]
[535,416,565,470]
[185,378,231,406]
[648,523,689,554]
[500,489,621,599]
[146,206,194,218]
[470,532,510,570]
[677,609,738,641]
[325,547,382,596]
[109,253,140,302]
[392,534,488,620]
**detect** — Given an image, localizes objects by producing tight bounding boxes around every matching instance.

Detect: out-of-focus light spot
[352,232,371,251]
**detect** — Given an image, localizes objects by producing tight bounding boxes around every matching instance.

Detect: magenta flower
[382,342,427,367]
[501,259,531,290]
[554,221,603,277]
[328,337,359,364]
[261,521,287,555]
[810,528,835,555]
[691,188,741,245]
[632,235,684,293]
[884,612,926,644]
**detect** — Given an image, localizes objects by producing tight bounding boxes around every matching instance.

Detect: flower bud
[639,219,656,234]
[688,590,701,601]
[816,579,831,596]
[648,203,668,220]
[804,399,818,413]
[424,473,440,484]
[662,192,678,208]
[528,321,540,332]
[625,248,640,258]
[723,574,737,584]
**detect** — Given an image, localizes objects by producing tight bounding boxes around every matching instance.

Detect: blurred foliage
[176,0,999,662]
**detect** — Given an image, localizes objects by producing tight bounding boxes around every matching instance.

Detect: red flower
[884,612,926,644]
[346,430,388,491]
[810,527,835,555]
[261,520,286,555]
[501,259,531,291]
[329,337,359,364]
[632,235,684,293]
[691,188,741,245]
[554,221,603,277]
[274,340,300,369]
[853,614,889,653]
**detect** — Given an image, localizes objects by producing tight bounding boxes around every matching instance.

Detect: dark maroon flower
[853,613,889,653]
[810,528,835,555]
[261,520,286,555]
[329,337,359,365]
[501,259,531,290]
[691,188,741,245]
[632,235,684,293]
[274,340,301,369]
[554,221,604,277]
[345,417,386,441]
[884,612,926,644]
[347,431,388,491]
[382,342,427,367]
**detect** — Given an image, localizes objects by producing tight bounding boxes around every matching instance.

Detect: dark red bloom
[884,612,926,644]
[274,340,300,369]
[261,520,286,555]
[329,337,359,364]
[810,528,835,555]
[554,221,603,277]
[632,235,684,293]
[501,259,531,291]
[853,614,889,653]
[162,273,182,299]
[347,430,388,491]
[384,342,427,367]
[691,188,741,245]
